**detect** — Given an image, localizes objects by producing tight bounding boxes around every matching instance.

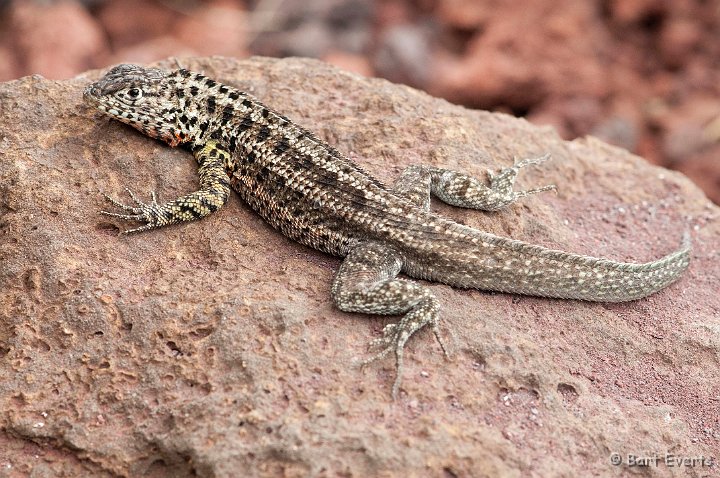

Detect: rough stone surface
[1,57,718,477]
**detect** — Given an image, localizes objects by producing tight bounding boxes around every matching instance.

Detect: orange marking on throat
[167,132,186,147]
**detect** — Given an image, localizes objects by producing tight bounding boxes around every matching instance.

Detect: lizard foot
[360,301,448,399]
[498,153,557,197]
[101,188,164,234]
[511,153,557,198]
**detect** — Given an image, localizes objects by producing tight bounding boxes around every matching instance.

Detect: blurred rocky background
[1,0,718,203]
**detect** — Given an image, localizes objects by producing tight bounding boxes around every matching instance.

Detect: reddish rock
[0,56,718,477]
[0,44,19,82]
[674,146,720,204]
[655,95,720,163]
[173,1,247,57]
[249,0,371,59]
[659,18,702,69]
[606,0,666,24]
[6,0,107,79]
[436,0,492,29]
[106,36,197,67]
[374,23,433,88]
[429,1,608,110]
[323,50,374,77]
[95,0,176,49]
[375,0,414,27]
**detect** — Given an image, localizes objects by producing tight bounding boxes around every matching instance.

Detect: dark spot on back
[205,79,216,87]
[273,137,290,155]
[219,86,229,94]
[229,92,239,100]
[257,166,270,181]
[237,115,254,132]
[322,170,339,188]
[256,126,270,143]
[190,86,199,96]
[207,96,216,114]
[242,99,252,108]
[222,105,234,123]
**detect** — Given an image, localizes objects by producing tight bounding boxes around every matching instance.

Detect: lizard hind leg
[393,153,556,212]
[331,240,447,399]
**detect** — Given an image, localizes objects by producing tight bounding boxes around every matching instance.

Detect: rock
[173,0,247,58]
[373,22,434,88]
[5,0,107,79]
[429,1,609,110]
[0,56,718,477]
[436,0,492,29]
[322,50,374,77]
[106,36,197,67]
[674,147,720,205]
[249,0,371,59]
[605,0,665,24]
[0,43,19,82]
[95,0,177,49]
[659,18,702,69]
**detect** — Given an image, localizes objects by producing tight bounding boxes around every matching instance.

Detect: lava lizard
[84,64,691,397]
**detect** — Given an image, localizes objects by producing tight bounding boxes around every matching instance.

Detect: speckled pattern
[84,63,691,396]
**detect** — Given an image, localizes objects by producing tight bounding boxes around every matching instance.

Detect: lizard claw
[100,189,163,233]
[513,152,551,169]
[511,154,557,197]
[514,183,557,199]
[360,324,407,400]
[359,303,442,399]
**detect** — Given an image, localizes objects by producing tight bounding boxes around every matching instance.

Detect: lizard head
[84,64,188,147]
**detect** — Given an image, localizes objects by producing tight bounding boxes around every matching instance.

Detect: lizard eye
[126,88,143,99]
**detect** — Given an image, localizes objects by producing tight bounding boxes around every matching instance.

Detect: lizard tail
[481,232,691,302]
[410,231,692,302]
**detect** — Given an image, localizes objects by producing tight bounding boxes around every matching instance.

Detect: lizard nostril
[83,86,98,100]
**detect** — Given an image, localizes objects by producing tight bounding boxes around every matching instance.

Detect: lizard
[84,63,691,398]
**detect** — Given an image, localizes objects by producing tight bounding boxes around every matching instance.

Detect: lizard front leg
[331,240,447,398]
[394,154,556,212]
[102,140,231,233]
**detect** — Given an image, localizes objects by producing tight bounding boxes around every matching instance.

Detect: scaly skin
[84,64,691,398]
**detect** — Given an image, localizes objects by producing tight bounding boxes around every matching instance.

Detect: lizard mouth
[84,82,99,97]
[83,83,104,107]
[83,83,123,117]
